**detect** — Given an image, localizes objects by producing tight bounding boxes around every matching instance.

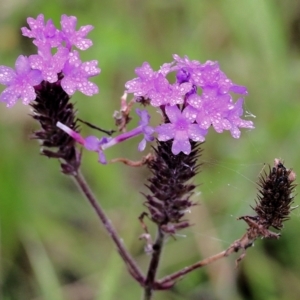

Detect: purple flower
[125,62,192,107]
[126,55,254,144]
[101,109,155,152]
[61,50,100,96]
[60,15,94,50]
[21,14,61,48]
[0,55,43,107]
[57,109,154,164]
[173,54,248,95]
[56,121,109,164]
[187,86,254,135]
[156,105,207,155]
[173,54,253,136]
[29,45,69,83]
[226,98,254,138]
[148,76,192,107]
[136,108,155,151]
[188,87,233,131]
[125,62,157,97]
[21,14,94,52]
[84,136,110,164]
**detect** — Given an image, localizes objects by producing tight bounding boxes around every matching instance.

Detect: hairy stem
[143,228,165,300]
[73,170,145,284]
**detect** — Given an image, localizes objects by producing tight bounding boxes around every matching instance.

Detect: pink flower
[156,105,207,155]
[61,51,100,96]
[0,55,42,107]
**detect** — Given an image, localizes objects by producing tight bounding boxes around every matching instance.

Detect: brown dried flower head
[254,158,296,230]
[239,159,296,244]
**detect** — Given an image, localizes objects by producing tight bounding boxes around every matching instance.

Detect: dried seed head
[254,159,296,230]
[240,159,297,243]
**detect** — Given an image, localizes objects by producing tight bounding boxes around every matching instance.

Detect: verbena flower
[0,55,43,107]
[0,14,99,107]
[29,45,69,83]
[125,62,158,97]
[156,105,207,155]
[56,121,110,164]
[136,108,155,151]
[57,109,155,163]
[125,54,254,155]
[61,50,100,96]
[125,62,192,107]
[0,14,99,174]
[173,55,248,94]
[60,14,94,50]
[21,14,94,51]
[84,136,110,164]
[21,14,61,48]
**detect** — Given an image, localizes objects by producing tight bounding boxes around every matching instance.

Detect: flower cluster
[57,54,254,163]
[0,14,102,174]
[125,55,254,155]
[0,14,100,107]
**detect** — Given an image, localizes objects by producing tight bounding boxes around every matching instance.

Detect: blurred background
[1,0,300,299]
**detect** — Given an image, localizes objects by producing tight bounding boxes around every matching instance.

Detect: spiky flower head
[240,159,296,242]
[31,78,81,174]
[254,159,296,230]
[143,140,201,234]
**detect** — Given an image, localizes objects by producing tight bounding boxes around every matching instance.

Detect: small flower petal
[156,123,175,141]
[156,105,207,155]
[21,14,61,48]
[0,55,43,107]
[172,139,191,155]
[0,66,15,85]
[60,15,94,50]
[61,50,100,96]
[29,46,69,83]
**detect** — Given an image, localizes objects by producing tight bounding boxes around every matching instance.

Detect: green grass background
[1,0,300,299]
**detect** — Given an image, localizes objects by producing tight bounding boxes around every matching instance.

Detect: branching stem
[156,232,252,288]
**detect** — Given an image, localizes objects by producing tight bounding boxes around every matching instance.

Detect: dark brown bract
[30,78,81,175]
[143,140,202,234]
[254,159,296,230]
